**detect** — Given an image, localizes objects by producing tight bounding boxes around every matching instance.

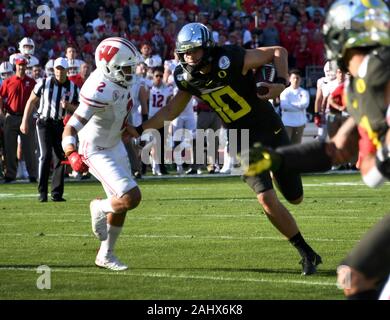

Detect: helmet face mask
[323,0,390,70]
[95,37,142,87]
[175,23,215,75]
[111,64,136,84]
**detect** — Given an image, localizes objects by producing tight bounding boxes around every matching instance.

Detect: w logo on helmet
[98,45,119,62]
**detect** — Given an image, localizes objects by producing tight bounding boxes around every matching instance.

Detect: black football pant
[36,118,65,198]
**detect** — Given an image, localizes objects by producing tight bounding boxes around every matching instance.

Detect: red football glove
[68,151,88,173]
[314,113,322,128]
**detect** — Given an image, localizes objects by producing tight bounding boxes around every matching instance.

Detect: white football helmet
[145,55,162,68]
[95,37,142,86]
[323,60,337,81]
[0,61,14,80]
[45,59,55,77]
[26,57,39,78]
[18,37,35,55]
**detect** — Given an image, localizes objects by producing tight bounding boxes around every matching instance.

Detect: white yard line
[0,180,388,199]
[0,266,336,287]
[0,232,358,242]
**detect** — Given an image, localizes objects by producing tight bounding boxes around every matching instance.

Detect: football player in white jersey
[146,66,173,175]
[9,37,40,68]
[170,95,197,174]
[65,46,85,77]
[62,37,143,271]
[313,60,337,140]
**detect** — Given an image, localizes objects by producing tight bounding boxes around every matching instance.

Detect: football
[254,63,276,95]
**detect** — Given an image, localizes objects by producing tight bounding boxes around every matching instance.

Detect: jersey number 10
[200,86,251,123]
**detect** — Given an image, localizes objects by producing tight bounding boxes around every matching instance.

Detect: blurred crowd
[0,0,337,181]
[0,0,331,74]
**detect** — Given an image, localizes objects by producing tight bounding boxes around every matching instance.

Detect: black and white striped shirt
[33,76,79,120]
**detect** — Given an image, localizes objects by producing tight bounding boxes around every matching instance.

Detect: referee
[21,58,79,202]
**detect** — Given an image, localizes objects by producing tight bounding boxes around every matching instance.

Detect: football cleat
[90,199,108,241]
[239,143,281,177]
[95,253,128,271]
[300,253,323,276]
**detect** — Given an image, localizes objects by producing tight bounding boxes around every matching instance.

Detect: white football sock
[99,199,114,214]
[99,224,122,256]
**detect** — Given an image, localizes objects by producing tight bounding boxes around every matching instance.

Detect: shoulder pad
[79,70,112,108]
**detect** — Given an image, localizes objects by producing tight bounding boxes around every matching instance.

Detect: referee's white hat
[54,57,69,69]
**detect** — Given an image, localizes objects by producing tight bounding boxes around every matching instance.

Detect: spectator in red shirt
[293,34,312,74]
[308,29,326,66]
[0,56,37,183]
[117,19,131,39]
[181,0,199,15]
[96,13,119,38]
[68,62,91,89]
[280,23,298,57]
[22,16,38,37]
[294,20,309,39]
[128,25,143,49]
[300,12,316,31]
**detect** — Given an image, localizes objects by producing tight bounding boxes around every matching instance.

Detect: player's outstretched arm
[130,89,191,137]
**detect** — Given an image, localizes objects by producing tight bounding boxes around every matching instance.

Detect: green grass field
[0,173,389,300]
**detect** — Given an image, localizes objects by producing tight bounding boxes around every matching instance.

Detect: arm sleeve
[73,102,98,122]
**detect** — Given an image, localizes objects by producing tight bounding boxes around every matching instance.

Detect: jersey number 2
[200,86,251,123]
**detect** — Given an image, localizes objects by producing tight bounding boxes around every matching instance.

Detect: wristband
[135,125,144,136]
[142,114,148,122]
[67,116,84,132]
[61,135,77,151]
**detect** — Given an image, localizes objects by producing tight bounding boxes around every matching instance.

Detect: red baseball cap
[15,57,28,65]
